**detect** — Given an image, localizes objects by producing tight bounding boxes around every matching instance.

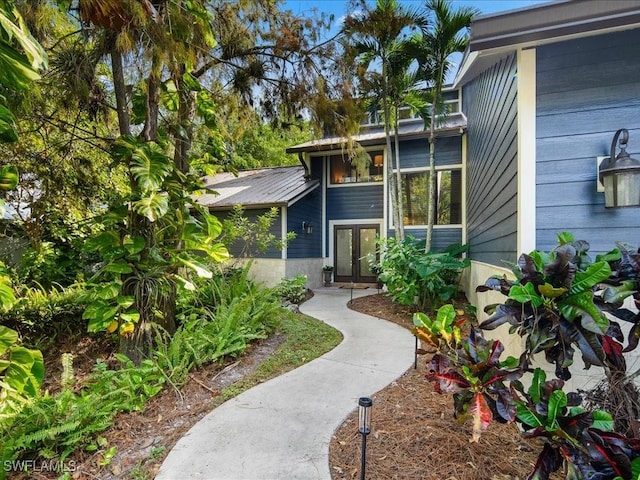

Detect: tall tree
[56,0,344,362]
[410,0,476,251]
[342,0,424,241]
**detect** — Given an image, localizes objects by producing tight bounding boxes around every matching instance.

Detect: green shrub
[376,237,469,312]
[272,275,308,304]
[2,284,86,340]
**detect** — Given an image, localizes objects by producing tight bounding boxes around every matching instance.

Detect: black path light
[358,396,372,480]
[599,128,640,207]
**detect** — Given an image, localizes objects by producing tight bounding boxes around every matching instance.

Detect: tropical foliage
[375,236,469,312]
[416,233,640,480]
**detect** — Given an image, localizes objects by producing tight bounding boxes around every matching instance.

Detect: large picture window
[329,151,384,185]
[401,169,462,225]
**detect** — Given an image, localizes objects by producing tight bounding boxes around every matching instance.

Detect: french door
[333,224,379,283]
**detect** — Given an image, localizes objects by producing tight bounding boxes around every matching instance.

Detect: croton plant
[415,233,640,479]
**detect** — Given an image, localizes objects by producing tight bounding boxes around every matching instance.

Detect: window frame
[327,149,385,187]
[391,165,463,229]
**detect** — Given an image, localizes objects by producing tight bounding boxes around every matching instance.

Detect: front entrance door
[334,224,379,283]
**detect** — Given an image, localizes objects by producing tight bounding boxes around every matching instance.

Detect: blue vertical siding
[464,53,519,265]
[287,189,323,259]
[536,28,640,255]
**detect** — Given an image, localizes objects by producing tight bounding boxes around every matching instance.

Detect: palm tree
[410,0,477,251]
[342,0,424,241]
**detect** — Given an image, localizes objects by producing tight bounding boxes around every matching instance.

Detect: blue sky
[286,0,550,22]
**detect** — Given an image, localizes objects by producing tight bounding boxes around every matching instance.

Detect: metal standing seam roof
[196,165,319,210]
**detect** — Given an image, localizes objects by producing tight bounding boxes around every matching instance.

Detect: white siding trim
[320,153,327,259]
[281,206,287,260]
[517,48,537,255]
[461,133,468,247]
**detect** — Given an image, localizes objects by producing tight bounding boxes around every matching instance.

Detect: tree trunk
[143,53,161,142]
[425,82,442,253]
[393,106,404,241]
[109,37,130,136]
[173,64,197,173]
[382,62,401,239]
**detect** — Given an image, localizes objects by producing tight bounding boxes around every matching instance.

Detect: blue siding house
[456,1,640,317]
[200,1,640,298]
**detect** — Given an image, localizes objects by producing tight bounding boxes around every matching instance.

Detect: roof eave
[455,0,640,87]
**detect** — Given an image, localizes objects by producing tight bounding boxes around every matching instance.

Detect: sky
[286,0,551,23]
[284,0,551,82]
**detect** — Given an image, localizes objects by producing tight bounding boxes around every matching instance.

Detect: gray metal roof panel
[196,166,319,209]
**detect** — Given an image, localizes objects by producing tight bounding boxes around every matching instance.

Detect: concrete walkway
[156,287,414,480]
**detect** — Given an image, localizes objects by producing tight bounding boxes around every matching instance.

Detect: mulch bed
[329,293,557,480]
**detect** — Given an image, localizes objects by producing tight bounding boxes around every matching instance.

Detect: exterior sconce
[302,221,313,235]
[358,396,372,480]
[599,128,640,208]
[373,154,383,167]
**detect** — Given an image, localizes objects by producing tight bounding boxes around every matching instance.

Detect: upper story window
[329,151,384,185]
[362,98,460,126]
[401,168,462,225]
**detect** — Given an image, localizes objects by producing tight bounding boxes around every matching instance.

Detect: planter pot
[323,271,333,286]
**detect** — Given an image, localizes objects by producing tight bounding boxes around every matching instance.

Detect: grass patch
[215,310,343,403]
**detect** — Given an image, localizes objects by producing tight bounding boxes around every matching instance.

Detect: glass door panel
[358,228,377,278]
[335,228,353,278]
[333,225,379,283]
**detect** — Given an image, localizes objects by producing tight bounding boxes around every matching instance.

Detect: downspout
[298,153,311,181]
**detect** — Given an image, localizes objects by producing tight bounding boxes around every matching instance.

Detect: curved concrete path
[156,287,414,480]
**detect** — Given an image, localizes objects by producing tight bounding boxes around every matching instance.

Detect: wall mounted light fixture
[599,128,640,208]
[373,154,383,167]
[302,221,313,235]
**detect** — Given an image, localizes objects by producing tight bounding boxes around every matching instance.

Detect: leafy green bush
[376,237,469,312]
[2,284,86,340]
[0,354,165,475]
[272,275,308,304]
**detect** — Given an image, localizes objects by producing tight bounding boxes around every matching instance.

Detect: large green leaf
[0,275,15,309]
[104,259,133,274]
[509,282,544,307]
[591,410,614,431]
[569,261,611,295]
[130,143,173,192]
[85,230,120,253]
[516,401,543,428]
[559,291,608,334]
[133,193,169,222]
[0,41,41,89]
[123,235,146,255]
[0,103,17,142]
[0,164,18,190]
[4,346,44,396]
[0,7,47,70]
[0,325,18,354]
[546,390,567,428]
[177,255,213,278]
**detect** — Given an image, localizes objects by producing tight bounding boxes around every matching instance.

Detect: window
[401,169,462,225]
[329,151,384,185]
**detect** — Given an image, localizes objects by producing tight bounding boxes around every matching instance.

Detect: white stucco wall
[232,258,325,289]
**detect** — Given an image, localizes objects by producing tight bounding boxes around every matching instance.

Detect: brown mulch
[330,293,552,480]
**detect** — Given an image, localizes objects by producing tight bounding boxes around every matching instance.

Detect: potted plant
[322,265,334,286]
